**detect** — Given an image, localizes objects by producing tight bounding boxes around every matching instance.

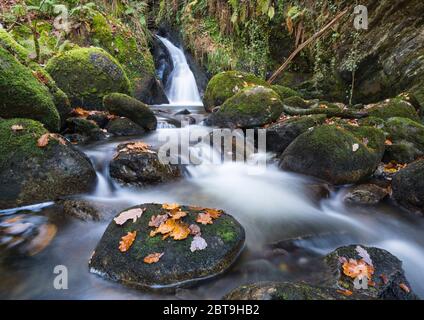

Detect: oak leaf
[114,208,145,225]
[196,213,213,225]
[144,252,164,264]
[119,231,136,252]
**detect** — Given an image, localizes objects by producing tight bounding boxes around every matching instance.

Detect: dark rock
[89,203,245,290]
[66,117,108,142]
[106,117,145,137]
[304,183,331,203]
[109,142,181,187]
[174,109,191,115]
[343,184,389,205]
[280,125,386,185]
[87,112,110,128]
[392,159,424,215]
[103,93,157,131]
[59,199,102,221]
[0,119,97,209]
[133,76,169,105]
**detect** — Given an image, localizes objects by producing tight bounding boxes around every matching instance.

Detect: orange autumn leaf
[144,252,164,264]
[150,219,190,240]
[385,139,393,146]
[162,203,180,211]
[119,231,136,252]
[170,210,187,220]
[204,208,222,219]
[342,259,374,279]
[399,283,410,293]
[151,219,177,237]
[169,221,190,240]
[37,133,50,148]
[125,142,154,153]
[336,289,353,297]
[196,213,213,225]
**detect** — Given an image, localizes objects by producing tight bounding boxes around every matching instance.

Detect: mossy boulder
[383,117,424,163]
[109,142,181,187]
[206,86,283,128]
[0,47,60,132]
[324,245,418,300]
[204,71,269,112]
[366,98,420,122]
[266,114,327,154]
[392,159,424,215]
[65,117,108,142]
[271,85,302,101]
[103,93,157,131]
[45,47,131,110]
[106,117,145,137]
[279,125,386,185]
[0,119,96,209]
[89,203,245,290]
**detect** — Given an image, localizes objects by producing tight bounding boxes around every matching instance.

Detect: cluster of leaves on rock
[113,203,223,264]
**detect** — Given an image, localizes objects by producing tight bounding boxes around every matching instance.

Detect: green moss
[271,85,301,101]
[0,118,48,169]
[204,71,269,111]
[0,46,60,131]
[283,96,313,109]
[385,117,424,149]
[368,98,420,121]
[46,47,131,110]
[358,116,386,128]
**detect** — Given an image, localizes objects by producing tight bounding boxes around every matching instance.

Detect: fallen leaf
[119,231,136,252]
[169,221,190,240]
[144,252,164,264]
[385,139,393,146]
[37,133,50,148]
[32,71,49,84]
[352,143,360,152]
[11,124,24,132]
[162,203,180,211]
[380,274,389,285]
[204,208,222,219]
[122,142,155,154]
[151,219,177,237]
[196,213,213,225]
[148,214,169,228]
[399,283,410,293]
[355,246,373,266]
[342,258,374,280]
[114,208,145,225]
[72,107,91,118]
[189,224,201,236]
[170,210,187,220]
[383,161,407,174]
[336,289,353,297]
[190,235,208,252]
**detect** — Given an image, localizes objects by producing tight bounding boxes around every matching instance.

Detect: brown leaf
[399,283,410,293]
[11,124,24,132]
[148,214,169,228]
[169,221,190,240]
[189,224,201,236]
[380,274,389,285]
[114,208,145,225]
[37,133,50,148]
[342,259,374,280]
[119,231,136,252]
[144,252,164,264]
[336,289,353,297]
[170,210,187,220]
[196,213,213,225]
[204,208,222,219]
[162,203,180,211]
[151,219,177,237]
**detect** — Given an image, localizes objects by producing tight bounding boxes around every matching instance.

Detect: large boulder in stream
[204,71,269,112]
[109,142,181,187]
[0,118,96,209]
[89,203,245,290]
[46,47,131,110]
[0,46,60,132]
[103,93,157,131]
[392,159,424,215]
[279,125,386,185]
[206,86,283,128]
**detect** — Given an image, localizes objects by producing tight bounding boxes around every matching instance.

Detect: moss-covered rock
[392,159,424,215]
[383,117,424,163]
[282,96,315,109]
[266,114,327,154]
[46,47,131,110]
[204,71,269,112]
[271,85,301,101]
[366,98,420,122]
[0,119,96,209]
[206,86,283,128]
[65,117,108,143]
[279,125,385,185]
[0,47,60,132]
[106,117,145,137]
[89,203,245,290]
[103,93,157,131]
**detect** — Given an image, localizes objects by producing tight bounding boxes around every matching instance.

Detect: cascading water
[156,36,203,106]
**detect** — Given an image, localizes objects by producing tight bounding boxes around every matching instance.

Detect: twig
[267,9,349,84]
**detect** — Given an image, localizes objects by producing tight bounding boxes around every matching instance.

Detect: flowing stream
[1,37,424,299]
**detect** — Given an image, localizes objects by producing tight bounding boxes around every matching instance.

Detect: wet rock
[392,159,424,215]
[86,112,110,128]
[66,117,108,142]
[343,184,389,205]
[224,282,369,300]
[109,142,181,188]
[103,93,157,131]
[46,47,131,109]
[271,85,302,101]
[266,115,326,154]
[106,117,145,137]
[0,119,97,209]
[0,46,60,132]
[89,203,245,290]
[280,125,386,185]
[304,183,331,203]
[205,86,283,129]
[324,245,418,300]
[366,98,420,122]
[133,76,169,105]
[204,71,269,112]
[175,109,191,115]
[58,199,102,221]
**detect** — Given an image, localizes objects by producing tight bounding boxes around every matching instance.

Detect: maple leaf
[114,208,145,225]
[162,203,180,211]
[196,213,213,225]
[342,259,374,280]
[189,224,201,236]
[355,246,373,266]
[151,219,177,236]
[170,210,187,220]
[122,142,156,154]
[144,252,164,264]
[11,124,24,132]
[148,214,169,228]
[169,221,190,240]
[119,231,136,252]
[204,208,222,219]
[190,235,207,252]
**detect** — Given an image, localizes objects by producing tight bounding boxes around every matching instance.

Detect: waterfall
[157,36,203,106]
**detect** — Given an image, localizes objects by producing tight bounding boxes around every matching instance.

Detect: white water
[157,36,203,106]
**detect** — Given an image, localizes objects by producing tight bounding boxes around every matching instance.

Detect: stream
[1,37,424,300]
